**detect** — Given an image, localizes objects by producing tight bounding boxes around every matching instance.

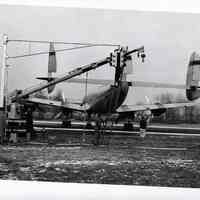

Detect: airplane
[7,43,200,136]
[64,50,200,129]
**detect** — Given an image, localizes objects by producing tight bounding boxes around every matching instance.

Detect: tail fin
[186,52,200,100]
[48,42,57,74]
[37,42,57,93]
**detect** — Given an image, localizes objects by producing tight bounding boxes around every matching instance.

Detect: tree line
[152,93,200,123]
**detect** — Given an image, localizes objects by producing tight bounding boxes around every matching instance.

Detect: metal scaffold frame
[0,34,8,144]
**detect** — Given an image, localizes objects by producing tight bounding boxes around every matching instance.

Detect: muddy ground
[1,133,200,188]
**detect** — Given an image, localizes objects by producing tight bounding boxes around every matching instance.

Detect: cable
[8,39,120,47]
[8,44,97,59]
[85,72,88,100]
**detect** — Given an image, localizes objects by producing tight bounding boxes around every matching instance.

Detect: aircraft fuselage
[83,81,129,114]
[29,81,129,120]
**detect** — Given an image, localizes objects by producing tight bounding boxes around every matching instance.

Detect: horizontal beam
[8,39,120,47]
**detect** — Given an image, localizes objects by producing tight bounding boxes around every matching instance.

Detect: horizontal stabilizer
[36,77,55,81]
[36,76,56,93]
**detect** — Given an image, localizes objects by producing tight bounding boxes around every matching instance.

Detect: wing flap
[117,102,199,113]
[25,97,89,112]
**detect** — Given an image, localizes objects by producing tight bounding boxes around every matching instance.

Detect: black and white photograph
[1,3,200,188]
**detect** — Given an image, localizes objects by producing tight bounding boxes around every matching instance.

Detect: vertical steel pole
[0,34,8,144]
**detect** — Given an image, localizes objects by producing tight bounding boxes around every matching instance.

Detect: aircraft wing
[67,78,185,89]
[117,102,199,113]
[25,97,89,112]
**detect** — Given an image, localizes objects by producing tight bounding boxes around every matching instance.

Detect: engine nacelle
[186,52,200,101]
[151,108,166,116]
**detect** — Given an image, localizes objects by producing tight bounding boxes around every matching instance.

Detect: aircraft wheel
[85,122,93,129]
[62,120,71,128]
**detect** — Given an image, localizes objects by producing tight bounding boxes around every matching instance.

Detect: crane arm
[12,58,109,102]
[11,46,144,102]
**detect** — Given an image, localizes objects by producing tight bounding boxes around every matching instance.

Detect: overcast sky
[0,4,200,104]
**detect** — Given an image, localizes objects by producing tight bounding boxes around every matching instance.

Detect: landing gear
[123,122,133,131]
[94,119,102,146]
[85,113,93,129]
[62,112,72,128]
[62,120,71,128]
[25,107,36,141]
[85,122,93,129]
[123,118,134,131]
[93,116,107,146]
